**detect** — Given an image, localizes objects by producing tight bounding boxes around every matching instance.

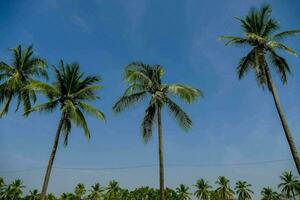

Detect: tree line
[1,3,300,200]
[1,171,300,200]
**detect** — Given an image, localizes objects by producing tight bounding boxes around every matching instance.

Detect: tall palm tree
[88,183,103,200]
[194,178,212,200]
[261,187,280,200]
[176,184,191,200]
[74,183,86,200]
[0,45,47,117]
[25,61,105,200]
[215,176,234,200]
[219,4,300,174]
[235,181,253,200]
[113,62,202,200]
[278,171,300,200]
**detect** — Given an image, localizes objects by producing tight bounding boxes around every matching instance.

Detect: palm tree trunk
[40,114,65,200]
[157,105,165,200]
[264,67,300,175]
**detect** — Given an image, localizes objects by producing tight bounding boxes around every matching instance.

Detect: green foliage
[235,181,253,200]
[219,4,300,87]
[278,171,300,199]
[0,45,47,117]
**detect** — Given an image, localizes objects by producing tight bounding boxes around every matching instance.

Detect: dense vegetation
[1,3,300,200]
[1,171,300,200]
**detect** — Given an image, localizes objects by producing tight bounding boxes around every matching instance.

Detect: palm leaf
[272,29,300,41]
[112,91,147,113]
[167,84,202,104]
[79,102,105,121]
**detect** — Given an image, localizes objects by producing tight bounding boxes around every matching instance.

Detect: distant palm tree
[113,62,202,200]
[278,171,300,200]
[176,184,191,200]
[74,183,86,200]
[235,181,253,200]
[105,180,121,200]
[88,183,103,200]
[25,189,40,200]
[59,192,73,200]
[3,179,24,200]
[261,187,280,200]
[219,4,300,174]
[194,178,212,200]
[45,193,56,200]
[0,45,47,117]
[215,176,234,200]
[26,61,105,200]
[0,177,5,199]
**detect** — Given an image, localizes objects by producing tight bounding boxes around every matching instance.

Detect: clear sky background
[0,0,300,199]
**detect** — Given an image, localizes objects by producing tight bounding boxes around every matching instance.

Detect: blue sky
[0,0,300,198]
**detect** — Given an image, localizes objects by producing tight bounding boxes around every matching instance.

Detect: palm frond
[272,29,300,41]
[167,84,202,104]
[26,81,60,99]
[79,102,105,121]
[164,97,192,130]
[268,49,291,84]
[141,99,156,143]
[24,100,59,116]
[218,35,250,46]
[267,41,298,56]
[237,48,256,79]
[112,91,147,113]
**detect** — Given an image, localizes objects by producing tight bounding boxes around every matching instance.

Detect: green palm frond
[164,97,192,130]
[141,99,157,143]
[167,84,202,104]
[267,41,298,56]
[218,36,250,46]
[272,29,300,41]
[26,81,60,99]
[268,49,291,84]
[79,102,105,121]
[25,100,59,115]
[113,91,147,113]
[237,48,256,79]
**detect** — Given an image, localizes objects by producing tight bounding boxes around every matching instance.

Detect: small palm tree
[26,61,105,200]
[3,179,24,200]
[45,193,56,200]
[261,187,280,200]
[194,178,212,200]
[0,177,5,199]
[25,189,40,200]
[215,176,234,200]
[0,45,47,117]
[278,171,300,200]
[113,62,202,200]
[105,180,121,200]
[88,183,104,200]
[59,192,74,200]
[74,183,86,200]
[176,184,191,200]
[235,181,253,200]
[219,4,300,174]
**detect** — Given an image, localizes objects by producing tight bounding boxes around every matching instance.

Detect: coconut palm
[25,60,105,200]
[74,183,86,200]
[88,183,104,200]
[219,4,300,174]
[0,178,5,200]
[261,187,280,200]
[194,178,212,200]
[45,193,56,200]
[113,62,202,200]
[176,184,191,200]
[25,189,40,200]
[59,193,73,200]
[235,181,253,200]
[105,180,121,200]
[3,179,24,200]
[0,45,47,117]
[278,171,300,200]
[215,176,234,200]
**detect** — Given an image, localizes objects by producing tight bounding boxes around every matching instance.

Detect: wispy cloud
[71,15,90,32]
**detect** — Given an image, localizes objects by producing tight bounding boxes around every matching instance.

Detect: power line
[0,158,292,174]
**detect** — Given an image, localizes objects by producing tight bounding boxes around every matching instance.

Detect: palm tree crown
[0,45,47,117]
[215,176,234,200]
[278,171,300,199]
[27,60,105,145]
[176,184,191,200]
[235,180,253,200]
[194,178,212,200]
[220,4,300,87]
[261,187,280,200]
[113,62,202,142]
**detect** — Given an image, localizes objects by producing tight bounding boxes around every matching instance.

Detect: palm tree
[3,179,24,200]
[261,187,280,200]
[105,180,121,200]
[88,183,104,200]
[278,171,300,200]
[112,62,202,200]
[25,61,105,200]
[219,4,300,174]
[0,45,47,117]
[215,176,234,200]
[176,184,191,200]
[0,177,5,200]
[74,183,86,200]
[59,193,73,200]
[45,193,56,200]
[235,181,253,200]
[194,178,212,200]
[25,189,40,200]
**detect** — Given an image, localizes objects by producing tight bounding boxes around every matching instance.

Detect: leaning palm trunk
[264,67,300,175]
[157,105,165,200]
[40,115,64,200]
